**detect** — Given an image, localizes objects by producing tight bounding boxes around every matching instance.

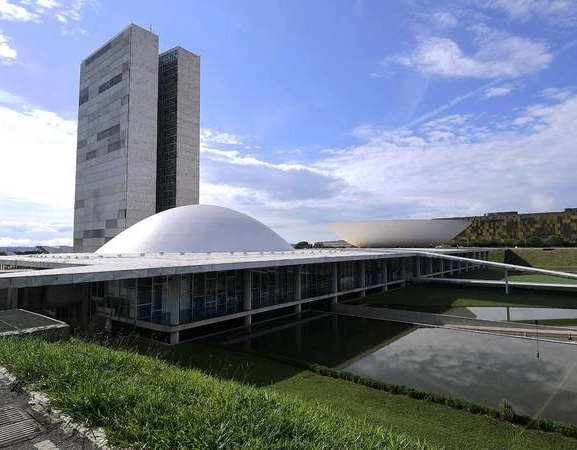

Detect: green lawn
[138,339,577,450]
[505,248,577,272]
[2,336,576,449]
[453,268,577,285]
[0,337,429,450]
[354,284,577,308]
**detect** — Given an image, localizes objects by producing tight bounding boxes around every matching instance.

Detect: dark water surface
[222,313,577,424]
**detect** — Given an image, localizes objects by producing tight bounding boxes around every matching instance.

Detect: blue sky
[1,0,576,246]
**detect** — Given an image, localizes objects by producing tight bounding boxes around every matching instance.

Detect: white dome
[329,219,471,248]
[96,205,293,254]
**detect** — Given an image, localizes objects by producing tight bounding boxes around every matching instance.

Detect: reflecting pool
[223,313,577,423]
[446,306,577,322]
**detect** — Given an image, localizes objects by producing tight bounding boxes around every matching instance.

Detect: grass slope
[453,267,577,284]
[355,284,577,308]
[151,341,577,450]
[0,337,428,450]
[506,248,577,272]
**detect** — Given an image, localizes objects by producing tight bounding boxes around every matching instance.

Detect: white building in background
[329,219,471,248]
[73,24,200,253]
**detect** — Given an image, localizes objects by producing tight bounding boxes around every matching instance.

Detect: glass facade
[190,271,245,321]
[89,254,481,332]
[387,258,403,281]
[338,261,358,291]
[301,263,333,298]
[251,266,295,309]
[365,259,384,286]
[156,49,178,212]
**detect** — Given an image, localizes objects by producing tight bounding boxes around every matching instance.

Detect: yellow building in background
[447,208,577,245]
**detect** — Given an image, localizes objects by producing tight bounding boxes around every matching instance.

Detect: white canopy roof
[96,205,293,254]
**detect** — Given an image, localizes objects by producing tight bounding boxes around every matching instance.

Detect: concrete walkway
[0,370,101,450]
[333,303,577,344]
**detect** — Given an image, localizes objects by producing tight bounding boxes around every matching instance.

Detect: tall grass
[0,337,432,449]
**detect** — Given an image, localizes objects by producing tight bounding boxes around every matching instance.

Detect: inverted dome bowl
[329,219,471,248]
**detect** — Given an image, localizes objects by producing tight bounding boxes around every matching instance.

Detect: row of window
[85,139,125,161]
[97,124,120,141]
[98,73,123,94]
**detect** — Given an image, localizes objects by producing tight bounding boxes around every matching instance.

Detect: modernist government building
[0,25,489,344]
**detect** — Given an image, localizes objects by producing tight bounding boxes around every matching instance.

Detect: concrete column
[170,331,179,345]
[401,258,407,286]
[104,318,112,331]
[169,276,180,326]
[331,262,338,304]
[504,269,509,294]
[449,260,453,274]
[414,256,421,277]
[294,265,302,300]
[382,259,388,292]
[357,260,366,297]
[428,258,433,276]
[244,269,252,326]
[7,287,18,309]
[294,303,302,314]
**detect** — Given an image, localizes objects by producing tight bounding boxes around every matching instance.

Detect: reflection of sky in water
[346,328,577,423]
[448,307,577,321]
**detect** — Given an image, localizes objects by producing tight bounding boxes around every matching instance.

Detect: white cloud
[0,0,39,21]
[200,128,246,146]
[432,11,458,28]
[484,84,515,97]
[0,30,16,62]
[0,94,76,245]
[35,0,60,9]
[0,0,97,37]
[54,0,96,23]
[195,93,577,242]
[483,0,577,25]
[541,87,573,101]
[395,34,553,78]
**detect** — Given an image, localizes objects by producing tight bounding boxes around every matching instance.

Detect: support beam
[169,276,180,326]
[6,287,18,309]
[505,269,509,294]
[357,260,366,297]
[244,269,252,326]
[331,262,338,304]
[414,256,421,277]
[294,265,302,301]
[382,259,388,291]
[170,331,179,345]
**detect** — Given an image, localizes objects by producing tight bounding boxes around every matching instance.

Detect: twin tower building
[73,24,200,252]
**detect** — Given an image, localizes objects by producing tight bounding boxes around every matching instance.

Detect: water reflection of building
[0,205,488,344]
